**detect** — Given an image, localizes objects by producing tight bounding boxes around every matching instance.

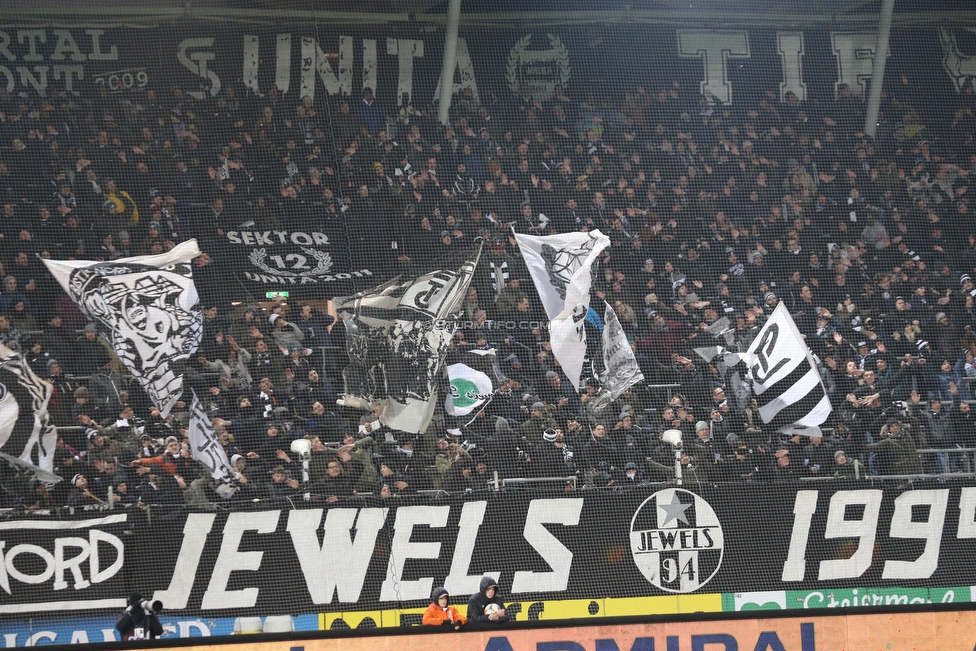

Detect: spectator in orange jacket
[130,436,192,476]
[422,587,467,630]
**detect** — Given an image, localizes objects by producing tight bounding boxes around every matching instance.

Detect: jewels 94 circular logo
[629,488,724,593]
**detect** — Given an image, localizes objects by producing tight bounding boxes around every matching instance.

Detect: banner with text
[3,482,976,623]
[0,26,973,111]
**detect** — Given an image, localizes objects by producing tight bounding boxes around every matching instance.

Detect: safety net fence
[0,0,975,645]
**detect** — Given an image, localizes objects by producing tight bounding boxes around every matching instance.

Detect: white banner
[43,240,203,417]
[600,302,644,400]
[514,230,610,390]
[738,303,831,436]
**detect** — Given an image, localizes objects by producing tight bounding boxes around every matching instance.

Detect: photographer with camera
[116,592,163,641]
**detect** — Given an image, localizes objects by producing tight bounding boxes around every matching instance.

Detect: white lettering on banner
[781,490,818,582]
[18,30,46,62]
[882,490,948,580]
[676,30,750,105]
[153,513,216,609]
[782,489,962,583]
[286,508,387,604]
[957,486,976,539]
[363,38,377,94]
[511,499,581,593]
[301,35,353,98]
[0,29,119,96]
[445,502,499,596]
[276,34,292,94]
[831,31,888,98]
[940,27,976,93]
[431,38,479,102]
[380,506,450,602]
[242,34,260,95]
[777,32,807,101]
[388,38,424,105]
[177,38,221,99]
[226,230,330,245]
[818,490,882,581]
[200,511,278,610]
[0,527,124,595]
[50,30,86,62]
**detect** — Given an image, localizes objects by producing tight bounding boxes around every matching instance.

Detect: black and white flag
[600,302,644,400]
[187,390,237,499]
[445,348,503,424]
[514,230,610,390]
[0,344,58,478]
[732,303,831,436]
[43,240,203,417]
[336,245,483,434]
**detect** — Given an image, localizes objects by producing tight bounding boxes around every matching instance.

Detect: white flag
[739,303,831,436]
[43,240,203,417]
[601,302,644,400]
[336,245,482,433]
[187,390,237,498]
[0,344,58,478]
[514,230,610,389]
[445,348,502,424]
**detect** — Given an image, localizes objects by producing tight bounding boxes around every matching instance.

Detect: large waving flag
[43,240,203,417]
[736,303,831,436]
[514,230,610,390]
[336,244,483,434]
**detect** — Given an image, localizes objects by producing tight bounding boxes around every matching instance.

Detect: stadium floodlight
[661,429,684,486]
[290,439,312,501]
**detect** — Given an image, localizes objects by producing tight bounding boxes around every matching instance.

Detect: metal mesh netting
[0,4,975,644]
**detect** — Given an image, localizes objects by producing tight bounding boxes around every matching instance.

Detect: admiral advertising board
[72,611,976,651]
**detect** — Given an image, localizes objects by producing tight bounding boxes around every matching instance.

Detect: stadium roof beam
[864,0,895,138]
[1,2,976,27]
[437,0,461,126]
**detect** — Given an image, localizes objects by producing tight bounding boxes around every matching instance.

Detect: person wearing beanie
[832,449,865,480]
[528,428,571,478]
[423,587,468,629]
[522,401,558,446]
[67,473,101,507]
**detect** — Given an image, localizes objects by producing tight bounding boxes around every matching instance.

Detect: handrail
[500,475,577,490]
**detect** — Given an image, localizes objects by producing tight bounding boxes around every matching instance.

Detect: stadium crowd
[1,71,976,510]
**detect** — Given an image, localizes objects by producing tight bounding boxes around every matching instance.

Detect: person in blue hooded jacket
[467,576,509,626]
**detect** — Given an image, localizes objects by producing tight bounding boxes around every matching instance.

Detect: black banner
[0,26,971,110]
[5,482,976,618]
[221,224,378,299]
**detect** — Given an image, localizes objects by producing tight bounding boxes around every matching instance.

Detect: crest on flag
[43,240,203,417]
[337,245,483,434]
